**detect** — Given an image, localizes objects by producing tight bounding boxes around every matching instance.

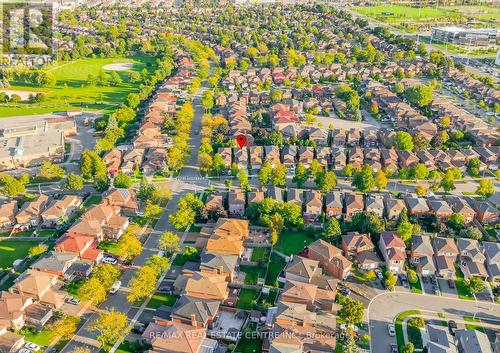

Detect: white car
[18,349,32,353]
[102,257,117,265]
[25,342,40,351]
[110,281,122,294]
[388,324,396,337]
[66,297,80,305]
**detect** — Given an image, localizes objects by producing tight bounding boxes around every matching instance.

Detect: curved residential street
[368,292,500,353]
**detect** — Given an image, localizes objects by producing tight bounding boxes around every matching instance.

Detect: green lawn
[1,56,157,118]
[409,278,423,294]
[265,253,286,286]
[0,240,42,268]
[250,247,270,262]
[274,231,315,256]
[353,5,500,25]
[98,240,120,256]
[22,327,56,347]
[455,267,473,300]
[464,317,485,333]
[236,288,259,310]
[240,265,266,285]
[235,323,263,353]
[83,195,103,208]
[395,310,421,351]
[66,278,85,299]
[146,292,179,309]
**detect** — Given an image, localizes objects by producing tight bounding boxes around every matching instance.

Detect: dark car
[448,320,458,335]
[132,323,145,334]
[448,279,455,289]
[339,286,351,296]
[390,344,398,353]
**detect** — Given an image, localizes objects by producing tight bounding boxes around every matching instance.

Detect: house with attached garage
[410,235,436,277]
[170,295,220,328]
[456,238,488,280]
[384,197,407,221]
[433,237,459,279]
[0,201,18,230]
[307,239,352,280]
[379,231,406,273]
[325,192,343,220]
[280,279,336,313]
[41,195,82,228]
[482,242,500,282]
[15,194,50,228]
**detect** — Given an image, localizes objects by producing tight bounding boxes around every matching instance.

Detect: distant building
[431,26,499,47]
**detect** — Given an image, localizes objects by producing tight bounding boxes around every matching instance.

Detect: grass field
[0,240,41,268]
[274,231,316,256]
[395,310,421,351]
[265,253,286,286]
[353,5,500,25]
[250,247,270,262]
[1,55,156,118]
[240,265,267,285]
[236,288,260,310]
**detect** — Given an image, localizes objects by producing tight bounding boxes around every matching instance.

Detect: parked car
[388,324,395,337]
[110,281,121,294]
[25,343,40,351]
[448,279,455,289]
[375,269,383,280]
[103,256,118,265]
[132,323,146,334]
[390,344,398,353]
[66,297,80,305]
[19,349,32,353]
[339,286,351,296]
[448,320,458,335]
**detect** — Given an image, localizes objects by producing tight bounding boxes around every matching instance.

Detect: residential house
[325,192,342,220]
[397,150,419,169]
[284,256,322,284]
[102,149,122,176]
[331,148,346,170]
[0,201,18,230]
[218,147,232,170]
[282,145,298,167]
[120,148,144,174]
[249,146,264,171]
[41,195,82,228]
[427,199,453,220]
[181,272,228,301]
[456,238,488,280]
[10,270,65,309]
[16,194,49,228]
[344,193,364,221]
[308,239,352,279]
[298,147,314,168]
[0,291,33,330]
[280,279,336,313]
[365,195,384,218]
[471,200,499,225]
[455,330,493,353]
[205,218,249,256]
[264,146,281,167]
[248,189,264,205]
[228,189,245,217]
[433,237,459,279]
[30,251,78,277]
[142,321,217,353]
[103,189,139,216]
[200,253,238,282]
[379,231,406,273]
[426,324,457,353]
[384,198,406,220]
[0,328,25,353]
[267,186,284,203]
[55,233,103,264]
[405,197,430,217]
[274,301,316,328]
[342,232,375,257]
[287,189,304,208]
[410,235,436,276]
[233,147,248,170]
[483,242,500,282]
[205,193,224,213]
[304,190,323,223]
[444,196,476,224]
[170,295,220,328]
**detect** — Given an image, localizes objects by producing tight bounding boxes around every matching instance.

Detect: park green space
[1,55,156,118]
[0,240,42,268]
[353,5,500,24]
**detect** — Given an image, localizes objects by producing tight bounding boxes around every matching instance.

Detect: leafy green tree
[78,277,107,304]
[113,172,133,188]
[374,170,388,190]
[402,343,414,353]
[352,165,375,192]
[211,153,226,176]
[39,160,65,180]
[343,164,355,177]
[201,91,214,111]
[404,84,434,107]
[449,213,465,230]
[66,173,84,190]
[159,231,180,253]
[128,266,157,303]
[351,212,385,236]
[293,163,309,187]
[276,202,304,228]
[395,131,414,151]
[440,169,456,192]
[315,170,337,192]
[125,93,140,108]
[467,158,481,177]
[323,218,341,242]
[116,233,142,260]
[28,244,48,257]
[90,310,130,347]
[476,179,494,197]
[466,277,485,294]
[412,163,429,179]
[0,174,26,196]
[385,270,397,290]
[270,162,287,187]
[47,315,80,341]
[337,295,364,324]
[266,213,284,245]
[407,269,418,284]
[259,161,273,185]
[238,168,248,188]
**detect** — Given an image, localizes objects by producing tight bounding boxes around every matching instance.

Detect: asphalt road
[368,292,500,353]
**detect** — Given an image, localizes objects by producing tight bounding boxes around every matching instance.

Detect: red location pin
[236,134,247,149]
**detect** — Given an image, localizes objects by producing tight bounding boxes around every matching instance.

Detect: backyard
[240,265,267,285]
[274,231,316,256]
[1,56,157,118]
[235,322,263,353]
[265,253,287,286]
[236,288,260,310]
[0,240,43,269]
